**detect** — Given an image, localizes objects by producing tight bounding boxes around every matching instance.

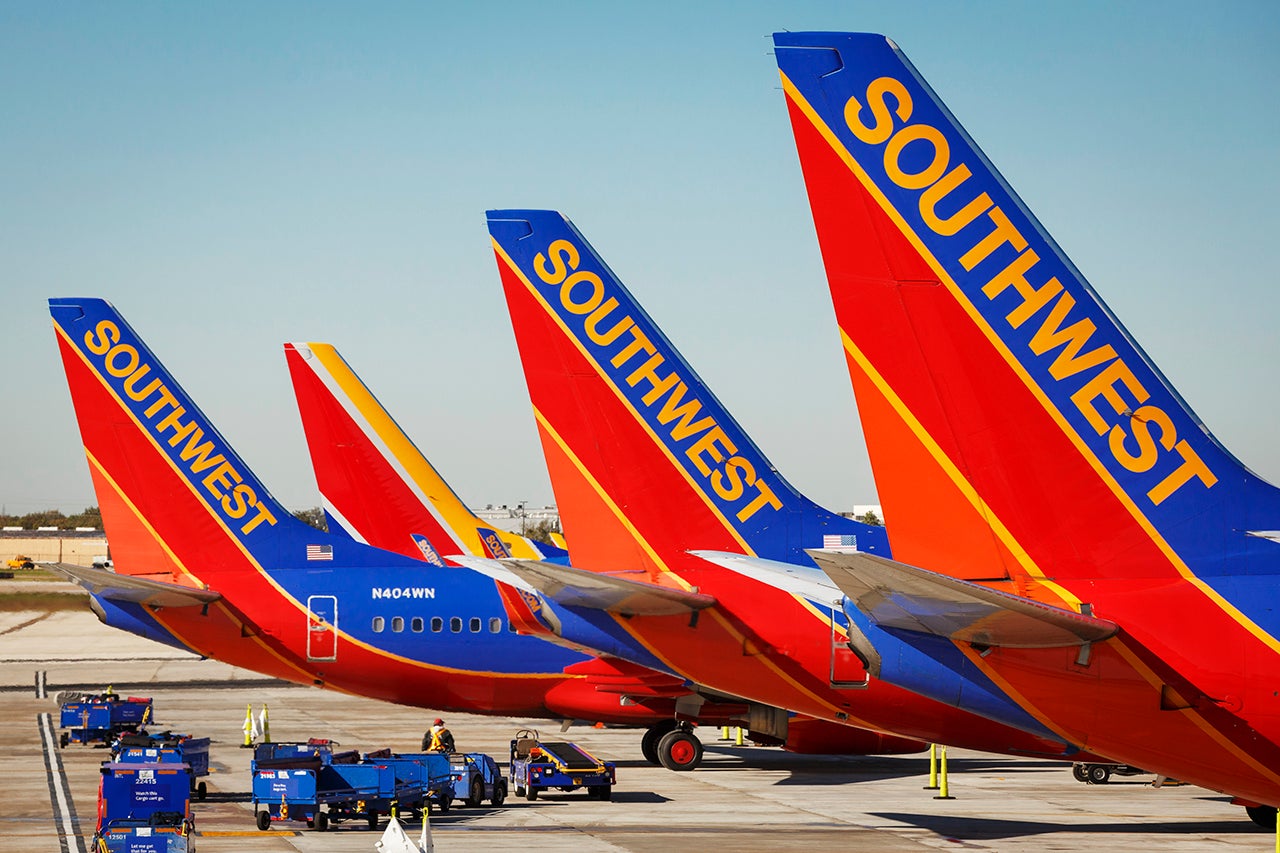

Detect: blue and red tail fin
[284,341,564,563]
[773,34,1280,620]
[49,299,420,585]
[487,210,886,573]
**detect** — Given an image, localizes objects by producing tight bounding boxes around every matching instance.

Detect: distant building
[841,505,885,525]
[1,528,107,566]
[471,504,560,535]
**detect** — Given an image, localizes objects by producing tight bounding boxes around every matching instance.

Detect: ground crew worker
[423,718,455,752]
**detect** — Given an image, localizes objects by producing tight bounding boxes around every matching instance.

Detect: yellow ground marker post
[924,743,939,790]
[934,746,955,800]
[734,727,744,746]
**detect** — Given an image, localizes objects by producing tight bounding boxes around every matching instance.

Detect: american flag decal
[306,544,333,561]
[822,534,858,548]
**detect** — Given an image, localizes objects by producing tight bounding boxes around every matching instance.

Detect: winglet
[808,550,1118,648]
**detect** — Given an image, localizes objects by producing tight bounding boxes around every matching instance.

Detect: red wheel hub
[669,739,696,765]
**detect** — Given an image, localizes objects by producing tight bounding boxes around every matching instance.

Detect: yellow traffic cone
[241,704,254,748]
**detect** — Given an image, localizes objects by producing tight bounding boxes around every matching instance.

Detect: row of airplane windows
[371,615,515,635]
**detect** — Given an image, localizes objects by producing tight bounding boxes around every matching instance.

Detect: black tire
[1087,764,1112,784]
[196,781,207,800]
[467,778,484,808]
[22,561,33,569]
[598,785,612,802]
[492,782,506,807]
[657,729,703,771]
[316,812,329,832]
[438,795,451,814]
[1247,805,1278,829]
[525,786,538,801]
[1071,763,1090,783]
[59,733,69,749]
[256,810,271,831]
[515,784,525,798]
[641,720,680,765]
[367,810,379,830]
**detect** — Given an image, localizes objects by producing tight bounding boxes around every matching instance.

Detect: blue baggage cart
[251,740,395,831]
[114,733,212,800]
[364,750,455,815]
[59,693,153,747]
[93,761,194,852]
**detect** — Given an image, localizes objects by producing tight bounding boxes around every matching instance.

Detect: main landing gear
[641,720,704,771]
[1246,805,1277,830]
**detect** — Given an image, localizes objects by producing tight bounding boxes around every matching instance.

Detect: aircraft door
[306,595,338,662]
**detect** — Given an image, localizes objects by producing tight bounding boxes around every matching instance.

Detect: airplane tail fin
[487,209,886,573]
[49,299,410,590]
[284,342,563,563]
[772,33,1280,589]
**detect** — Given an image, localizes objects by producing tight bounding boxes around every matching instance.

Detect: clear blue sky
[3,1,1278,517]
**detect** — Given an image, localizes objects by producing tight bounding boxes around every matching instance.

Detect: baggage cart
[59,693,153,747]
[115,732,211,800]
[92,761,194,852]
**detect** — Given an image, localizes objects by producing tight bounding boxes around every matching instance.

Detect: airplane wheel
[1087,764,1112,784]
[256,811,271,831]
[1071,764,1090,783]
[1247,805,1278,829]
[657,729,703,771]
[316,812,329,832]
[641,720,680,765]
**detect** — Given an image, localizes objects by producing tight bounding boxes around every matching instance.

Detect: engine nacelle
[783,716,927,756]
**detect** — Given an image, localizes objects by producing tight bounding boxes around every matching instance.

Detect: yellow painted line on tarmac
[197,830,298,836]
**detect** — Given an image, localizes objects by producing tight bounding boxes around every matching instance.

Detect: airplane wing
[453,556,714,616]
[807,551,1117,648]
[43,563,221,609]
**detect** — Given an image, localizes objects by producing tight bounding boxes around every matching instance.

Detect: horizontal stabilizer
[447,555,539,594]
[691,551,840,604]
[807,551,1117,648]
[467,558,714,616]
[43,563,221,609]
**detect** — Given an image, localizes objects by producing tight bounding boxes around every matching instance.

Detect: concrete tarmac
[0,588,1272,852]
